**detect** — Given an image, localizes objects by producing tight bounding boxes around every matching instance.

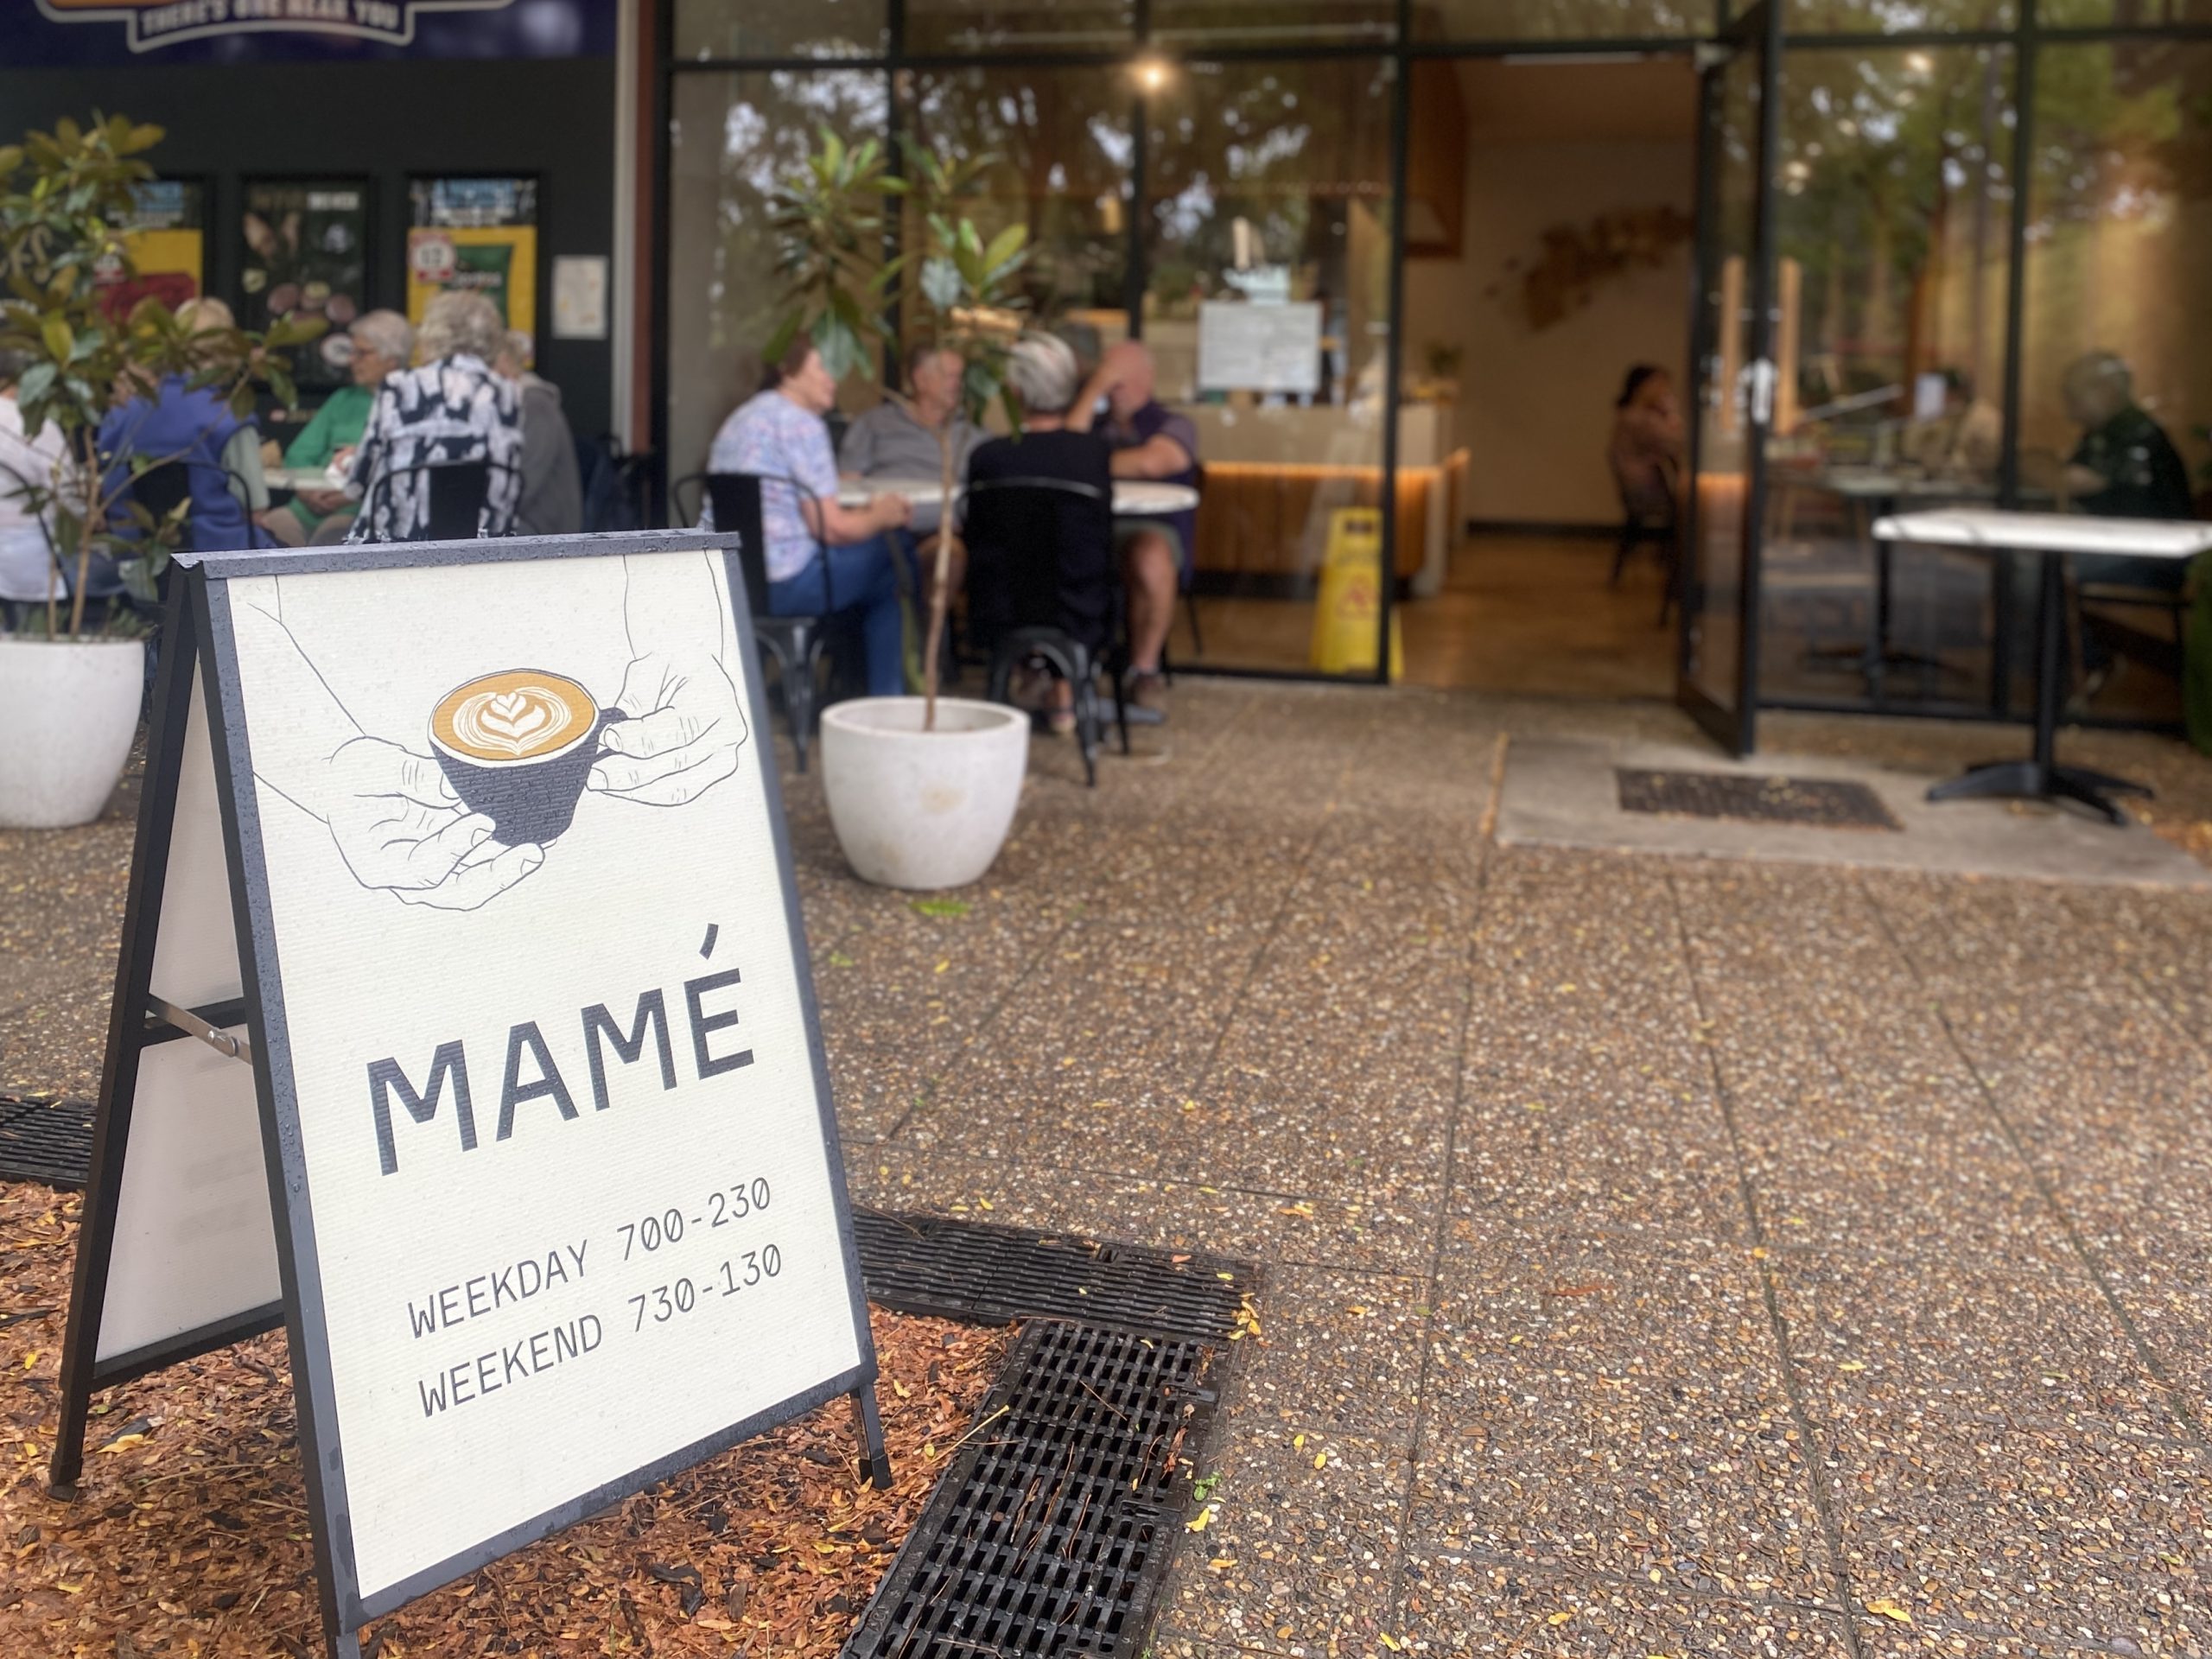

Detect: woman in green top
[257,309,412,546]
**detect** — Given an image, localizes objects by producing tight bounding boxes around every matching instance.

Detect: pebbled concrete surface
[7,679,2212,1657]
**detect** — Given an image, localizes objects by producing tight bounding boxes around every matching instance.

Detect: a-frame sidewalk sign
[48,530,888,1659]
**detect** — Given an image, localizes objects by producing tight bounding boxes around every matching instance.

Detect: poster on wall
[94,179,204,321]
[240,179,370,393]
[408,177,538,360]
[1198,300,1323,397]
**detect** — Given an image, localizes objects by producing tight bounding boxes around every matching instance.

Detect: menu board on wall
[96,180,205,321]
[1198,300,1324,396]
[240,179,370,392]
[408,177,539,360]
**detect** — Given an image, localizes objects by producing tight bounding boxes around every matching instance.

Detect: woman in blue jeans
[702,340,912,696]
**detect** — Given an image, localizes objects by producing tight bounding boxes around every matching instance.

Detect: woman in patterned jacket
[343,290,521,543]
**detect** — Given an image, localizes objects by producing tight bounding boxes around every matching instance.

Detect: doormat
[1616,768,1903,831]
[0,1096,94,1189]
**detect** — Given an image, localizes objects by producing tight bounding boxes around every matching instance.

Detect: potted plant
[0,114,316,828]
[764,131,1034,890]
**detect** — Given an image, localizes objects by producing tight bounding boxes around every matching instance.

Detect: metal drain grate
[855,1210,1250,1342]
[0,1096,94,1189]
[1617,767,1902,831]
[844,1319,1221,1659]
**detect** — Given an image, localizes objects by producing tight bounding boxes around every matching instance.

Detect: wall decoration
[1496,206,1694,332]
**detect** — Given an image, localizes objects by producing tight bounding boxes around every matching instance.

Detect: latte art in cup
[432,671,596,765]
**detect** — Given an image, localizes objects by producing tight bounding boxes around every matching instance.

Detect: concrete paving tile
[2104,1274,2212,1425]
[1818,1401,2211,1652]
[1407,1359,1830,1602]
[1221,1267,1430,1440]
[1161,1427,1408,1657]
[825,1040,938,1145]
[1157,1068,1457,1199]
[847,1146,1443,1274]
[1767,1252,2180,1440]
[1394,1554,1853,1656]
[1427,1241,1778,1393]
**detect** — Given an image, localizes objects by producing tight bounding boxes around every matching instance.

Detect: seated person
[702,336,912,696]
[964,334,1115,734]
[1905,368,2000,480]
[2061,352,2196,700]
[99,296,270,561]
[1070,340,1198,711]
[343,290,522,542]
[840,342,982,612]
[257,308,410,547]
[1607,364,1683,525]
[494,330,584,536]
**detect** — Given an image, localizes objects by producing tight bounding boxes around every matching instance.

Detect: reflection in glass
[1153,0,1397,48]
[901,67,1133,341]
[1141,57,1400,674]
[1753,48,2018,714]
[2018,41,2211,723]
[666,72,890,482]
[1420,0,1706,42]
[673,0,887,59]
[901,0,1133,54]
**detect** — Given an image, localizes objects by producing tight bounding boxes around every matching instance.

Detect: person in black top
[963,333,1115,733]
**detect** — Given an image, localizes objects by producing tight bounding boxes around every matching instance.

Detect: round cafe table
[836,477,1200,517]
[265,465,345,497]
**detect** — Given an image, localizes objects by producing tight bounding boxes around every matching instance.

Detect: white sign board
[1197,300,1323,396]
[52,532,880,1659]
[551,255,609,340]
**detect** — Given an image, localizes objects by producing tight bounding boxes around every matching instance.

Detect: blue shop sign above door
[18,1,615,64]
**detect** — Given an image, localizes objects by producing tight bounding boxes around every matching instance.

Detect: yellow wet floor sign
[1309,506,1403,677]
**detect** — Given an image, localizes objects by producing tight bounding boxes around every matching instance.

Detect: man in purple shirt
[1072,341,1199,713]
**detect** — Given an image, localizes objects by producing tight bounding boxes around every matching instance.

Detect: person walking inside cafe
[701,336,912,696]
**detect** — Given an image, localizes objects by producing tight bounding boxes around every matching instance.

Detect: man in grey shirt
[838,344,981,537]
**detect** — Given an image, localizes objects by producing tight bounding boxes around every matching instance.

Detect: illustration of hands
[238,598,549,912]
[588,550,748,808]
[319,738,544,911]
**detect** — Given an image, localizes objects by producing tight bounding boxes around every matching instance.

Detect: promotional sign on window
[408,177,538,357]
[49,531,887,1659]
[95,179,205,321]
[16,1,616,64]
[241,179,371,391]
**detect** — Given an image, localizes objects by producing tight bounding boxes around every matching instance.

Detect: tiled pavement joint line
[1663,872,1873,1659]
[1857,875,2212,1452]
[1384,733,1503,1642]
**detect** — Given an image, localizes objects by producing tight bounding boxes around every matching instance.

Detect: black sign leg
[49,591,200,1498]
[850,1387,893,1490]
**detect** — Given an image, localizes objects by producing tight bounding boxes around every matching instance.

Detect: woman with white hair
[343,290,521,542]
[963,332,1116,733]
[258,308,412,546]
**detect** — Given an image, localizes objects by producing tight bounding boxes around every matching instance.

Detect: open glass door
[1679,0,1782,755]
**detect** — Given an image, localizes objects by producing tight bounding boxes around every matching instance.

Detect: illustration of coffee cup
[428,670,618,845]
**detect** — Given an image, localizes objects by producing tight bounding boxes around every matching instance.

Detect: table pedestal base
[1926,760,2152,825]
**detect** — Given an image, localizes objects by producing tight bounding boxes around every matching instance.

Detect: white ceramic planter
[0,636,145,830]
[819,696,1029,891]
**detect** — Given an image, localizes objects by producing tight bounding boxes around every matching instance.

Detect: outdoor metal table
[1872,507,2212,823]
[264,464,343,496]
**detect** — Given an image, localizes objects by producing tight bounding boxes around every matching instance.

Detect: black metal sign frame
[48,530,889,1659]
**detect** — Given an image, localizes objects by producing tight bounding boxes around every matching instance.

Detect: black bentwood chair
[362,456,522,542]
[964,474,1129,788]
[673,469,838,772]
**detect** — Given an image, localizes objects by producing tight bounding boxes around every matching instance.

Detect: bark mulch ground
[0,1183,1010,1658]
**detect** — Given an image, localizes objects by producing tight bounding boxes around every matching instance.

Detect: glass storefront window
[1753,46,2017,712]
[1141,56,1399,675]
[674,0,888,60]
[1153,0,1398,48]
[901,0,1134,55]
[1780,0,2012,36]
[1419,0,1708,42]
[2016,40,2211,724]
[900,67,1134,344]
[666,71,891,485]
